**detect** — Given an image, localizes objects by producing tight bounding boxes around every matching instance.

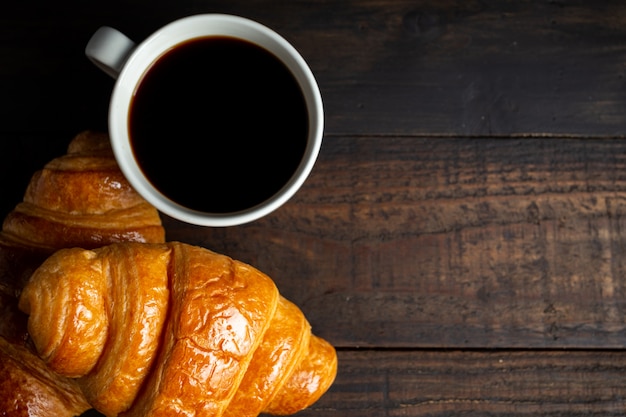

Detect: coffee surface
[129,36,309,213]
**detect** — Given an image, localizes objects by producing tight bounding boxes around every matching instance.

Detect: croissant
[0,335,91,416]
[0,131,166,416]
[18,242,337,417]
[0,130,165,295]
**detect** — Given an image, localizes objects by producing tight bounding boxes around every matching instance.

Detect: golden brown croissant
[0,131,166,416]
[0,130,165,294]
[0,336,91,416]
[19,242,337,417]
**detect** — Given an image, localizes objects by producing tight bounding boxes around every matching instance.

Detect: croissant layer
[19,242,337,417]
[1,130,164,254]
[0,131,166,417]
[0,131,165,295]
[0,335,91,417]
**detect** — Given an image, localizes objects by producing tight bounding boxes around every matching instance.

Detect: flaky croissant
[19,241,337,417]
[0,131,166,416]
[3,130,164,248]
[0,130,165,295]
[0,336,91,416]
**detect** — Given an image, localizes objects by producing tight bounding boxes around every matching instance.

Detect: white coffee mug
[85,14,323,227]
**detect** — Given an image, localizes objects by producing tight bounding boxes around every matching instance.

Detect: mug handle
[85,26,136,79]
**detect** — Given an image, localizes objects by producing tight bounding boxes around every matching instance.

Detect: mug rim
[108,14,323,227]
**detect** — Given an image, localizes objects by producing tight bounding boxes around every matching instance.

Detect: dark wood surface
[3,0,626,415]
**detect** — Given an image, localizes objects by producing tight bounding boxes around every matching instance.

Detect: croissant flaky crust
[2,130,164,251]
[0,131,166,416]
[0,130,165,296]
[0,336,91,416]
[19,242,338,417]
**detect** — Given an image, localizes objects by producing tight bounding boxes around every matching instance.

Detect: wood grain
[166,136,626,348]
[288,349,626,416]
[2,1,626,415]
[2,0,626,136]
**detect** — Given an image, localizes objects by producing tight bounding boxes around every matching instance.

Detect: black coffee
[129,36,309,213]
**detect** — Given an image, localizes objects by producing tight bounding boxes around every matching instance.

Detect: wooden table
[3,1,626,415]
